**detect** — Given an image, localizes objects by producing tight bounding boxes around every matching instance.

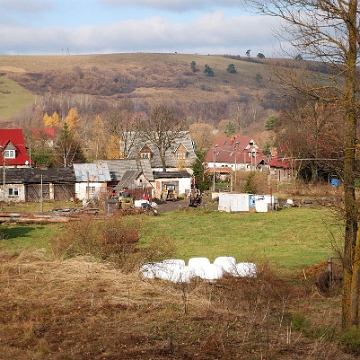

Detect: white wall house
[73,163,112,201]
[153,171,192,199]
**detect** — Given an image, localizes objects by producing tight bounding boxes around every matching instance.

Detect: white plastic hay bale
[188,257,210,268]
[169,265,194,283]
[213,256,237,275]
[162,259,186,266]
[199,264,224,281]
[188,257,211,278]
[235,262,257,278]
[141,260,193,283]
[140,262,161,279]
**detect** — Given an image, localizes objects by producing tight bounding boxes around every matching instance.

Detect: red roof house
[0,129,33,167]
[204,135,268,172]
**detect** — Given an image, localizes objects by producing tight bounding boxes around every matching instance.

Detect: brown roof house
[204,135,268,178]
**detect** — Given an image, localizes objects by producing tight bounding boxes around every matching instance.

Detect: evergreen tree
[192,150,211,191]
[226,64,237,74]
[204,64,214,77]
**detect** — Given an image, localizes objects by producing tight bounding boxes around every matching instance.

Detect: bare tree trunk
[342,0,358,328]
[245,0,360,329]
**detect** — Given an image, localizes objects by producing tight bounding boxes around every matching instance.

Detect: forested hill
[0,53,283,133]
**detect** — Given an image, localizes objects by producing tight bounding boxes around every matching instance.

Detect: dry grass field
[0,249,356,360]
[0,53,277,120]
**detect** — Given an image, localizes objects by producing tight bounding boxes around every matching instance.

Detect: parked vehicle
[162,184,177,201]
[189,186,202,207]
[105,196,158,216]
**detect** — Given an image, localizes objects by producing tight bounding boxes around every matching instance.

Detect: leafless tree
[138,104,187,172]
[246,0,360,329]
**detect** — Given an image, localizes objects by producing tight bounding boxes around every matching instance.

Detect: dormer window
[4,150,15,159]
[176,151,187,160]
[141,152,151,159]
[139,144,152,160]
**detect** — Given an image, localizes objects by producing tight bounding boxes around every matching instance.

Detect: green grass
[140,207,341,273]
[0,206,342,274]
[0,224,61,255]
[0,74,34,118]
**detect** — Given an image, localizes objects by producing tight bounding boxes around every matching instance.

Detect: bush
[50,217,176,272]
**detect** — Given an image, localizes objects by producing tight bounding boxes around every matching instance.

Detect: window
[8,188,19,196]
[86,186,96,196]
[141,152,150,159]
[3,150,15,159]
[176,151,187,160]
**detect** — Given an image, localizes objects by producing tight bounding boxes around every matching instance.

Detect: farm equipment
[189,186,202,207]
[162,184,178,201]
[105,195,158,216]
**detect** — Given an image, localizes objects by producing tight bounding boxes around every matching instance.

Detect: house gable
[123,131,196,170]
[204,135,268,169]
[139,144,153,160]
[0,129,33,167]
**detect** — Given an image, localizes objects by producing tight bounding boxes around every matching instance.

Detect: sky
[0,0,283,56]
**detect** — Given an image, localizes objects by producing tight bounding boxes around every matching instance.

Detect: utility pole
[212,150,216,192]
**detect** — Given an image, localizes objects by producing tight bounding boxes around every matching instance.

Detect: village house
[73,162,111,201]
[0,129,33,168]
[2,167,76,202]
[267,147,293,183]
[32,128,55,148]
[153,171,192,199]
[120,131,197,172]
[100,159,154,200]
[204,135,269,180]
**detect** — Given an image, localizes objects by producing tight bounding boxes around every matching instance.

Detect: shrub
[49,217,176,273]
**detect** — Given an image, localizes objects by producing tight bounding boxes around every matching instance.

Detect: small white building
[218,193,278,212]
[153,171,192,199]
[73,162,111,201]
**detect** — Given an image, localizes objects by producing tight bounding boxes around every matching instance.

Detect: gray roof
[98,159,154,182]
[124,131,197,169]
[4,168,76,184]
[153,171,191,179]
[116,170,142,189]
[73,162,111,182]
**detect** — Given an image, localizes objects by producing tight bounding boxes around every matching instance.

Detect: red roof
[204,135,268,165]
[33,127,55,140]
[268,157,291,169]
[0,129,33,166]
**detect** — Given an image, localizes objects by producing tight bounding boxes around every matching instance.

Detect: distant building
[204,135,268,178]
[120,131,197,172]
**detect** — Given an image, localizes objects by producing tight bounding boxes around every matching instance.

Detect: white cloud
[0,0,54,12]
[99,0,241,12]
[0,11,282,56]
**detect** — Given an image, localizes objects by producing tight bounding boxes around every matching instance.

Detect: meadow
[0,203,342,275]
[2,202,359,359]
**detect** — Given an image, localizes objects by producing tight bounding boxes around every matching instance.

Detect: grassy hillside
[0,53,279,122]
[0,73,34,119]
